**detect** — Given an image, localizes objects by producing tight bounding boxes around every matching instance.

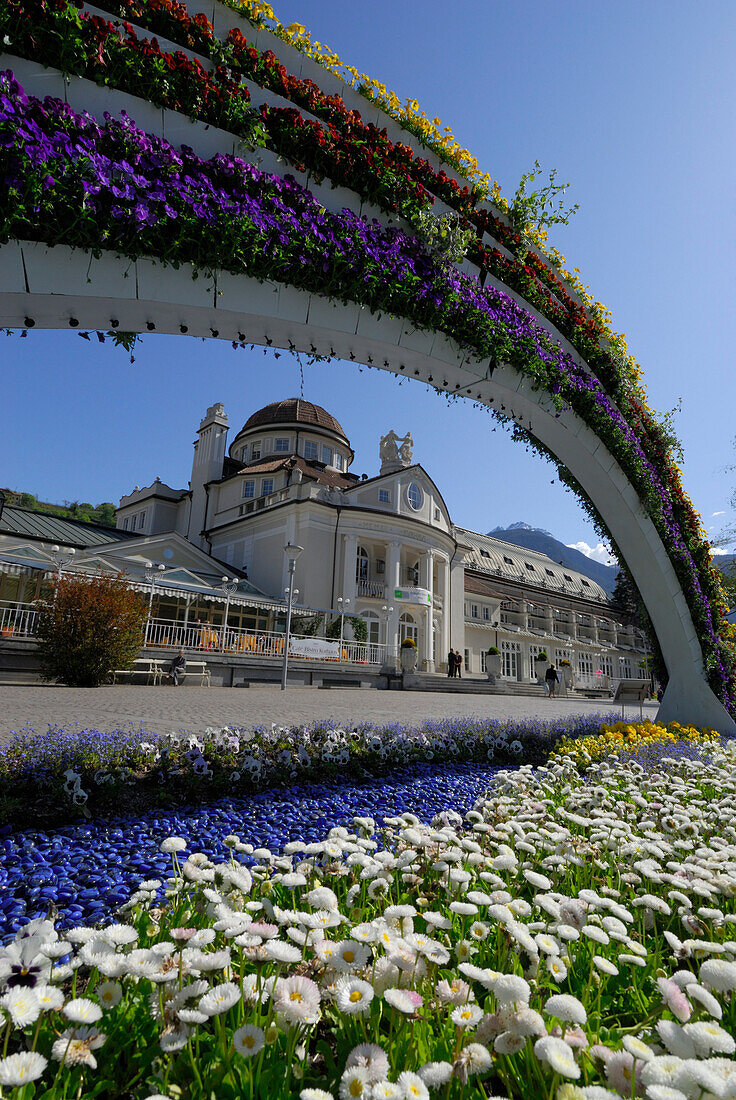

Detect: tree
[611,567,641,620]
[36,572,148,687]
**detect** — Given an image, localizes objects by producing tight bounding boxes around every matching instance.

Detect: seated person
[168,648,187,685]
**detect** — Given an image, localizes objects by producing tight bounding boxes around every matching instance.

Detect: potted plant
[534,650,548,684]
[400,636,418,673]
[559,658,573,689]
[485,645,502,683]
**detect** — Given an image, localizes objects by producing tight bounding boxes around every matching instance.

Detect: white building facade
[114,399,649,683]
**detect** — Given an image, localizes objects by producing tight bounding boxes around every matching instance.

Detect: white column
[421,551,434,671]
[440,558,450,670]
[341,534,358,605]
[386,541,401,650]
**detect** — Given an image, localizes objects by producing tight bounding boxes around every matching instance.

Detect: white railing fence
[0,600,40,638]
[143,617,394,666]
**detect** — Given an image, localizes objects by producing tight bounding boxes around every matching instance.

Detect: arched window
[399,612,417,644]
[356,546,369,583]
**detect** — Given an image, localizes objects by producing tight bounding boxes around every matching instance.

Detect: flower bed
[0,734,735,1096]
[0,71,732,710]
[0,714,599,827]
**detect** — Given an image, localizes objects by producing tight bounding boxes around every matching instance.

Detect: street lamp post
[50,544,76,585]
[280,543,303,691]
[337,596,350,657]
[143,561,165,644]
[219,576,238,652]
[50,544,76,604]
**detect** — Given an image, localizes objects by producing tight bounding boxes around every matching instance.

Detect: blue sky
[4,0,736,562]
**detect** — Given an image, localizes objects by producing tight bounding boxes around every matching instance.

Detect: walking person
[545,662,560,698]
[447,648,456,678]
[455,650,463,679]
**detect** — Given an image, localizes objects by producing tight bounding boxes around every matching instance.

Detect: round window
[407,482,423,510]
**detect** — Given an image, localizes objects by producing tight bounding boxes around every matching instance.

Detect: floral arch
[0,0,733,729]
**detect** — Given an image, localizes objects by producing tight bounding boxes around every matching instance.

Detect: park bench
[180,660,211,687]
[110,658,163,685]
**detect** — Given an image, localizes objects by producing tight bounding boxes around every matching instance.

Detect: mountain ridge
[487,523,618,594]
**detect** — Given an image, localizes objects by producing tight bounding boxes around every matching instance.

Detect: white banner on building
[393,587,431,605]
[289,637,341,659]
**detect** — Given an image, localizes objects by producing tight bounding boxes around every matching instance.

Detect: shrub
[35,571,148,686]
[486,646,500,655]
[535,650,549,661]
[400,637,417,648]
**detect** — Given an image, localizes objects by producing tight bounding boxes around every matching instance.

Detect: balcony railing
[144,617,394,665]
[356,579,386,599]
[0,600,40,639]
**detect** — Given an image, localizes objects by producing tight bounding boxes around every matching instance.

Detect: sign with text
[394,587,431,605]
[289,637,340,659]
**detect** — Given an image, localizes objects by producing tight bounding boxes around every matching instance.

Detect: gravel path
[0,683,659,742]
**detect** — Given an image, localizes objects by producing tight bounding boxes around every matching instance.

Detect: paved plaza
[0,683,659,743]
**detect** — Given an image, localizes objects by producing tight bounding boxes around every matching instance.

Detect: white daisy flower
[333,941,371,971]
[334,977,374,1016]
[36,985,65,1011]
[300,1090,335,1100]
[700,958,736,991]
[233,1025,265,1058]
[534,1036,581,1079]
[450,1003,483,1028]
[492,974,530,1005]
[1,988,41,1027]
[686,982,722,1018]
[535,933,561,955]
[51,1027,106,1069]
[544,994,586,1026]
[417,1062,454,1087]
[264,941,302,965]
[396,1070,430,1098]
[160,837,187,853]
[338,1066,370,1099]
[454,1043,493,1083]
[547,955,568,982]
[0,1051,48,1087]
[683,1020,736,1056]
[345,1042,389,1082]
[494,1030,527,1055]
[63,998,103,1024]
[383,988,421,1014]
[371,1083,402,1099]
[655,1021,696,1059]
[592,956,619,977]
[622,1036,655,1061]
[198,982,241,1017]
[275,975,321,1025]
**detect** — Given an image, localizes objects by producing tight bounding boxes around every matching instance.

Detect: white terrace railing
[143,617,394,666]
[0,600,40,639]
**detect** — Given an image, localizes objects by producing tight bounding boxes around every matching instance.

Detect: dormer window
[304,440,318,461]
[251,441,261,461]
[274,437,290,453]
[321,445,333,465]
[240,444,248,463]
[379,489,391,504]
[334,454,344,471]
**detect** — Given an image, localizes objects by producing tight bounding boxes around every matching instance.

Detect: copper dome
[240,399,348,442]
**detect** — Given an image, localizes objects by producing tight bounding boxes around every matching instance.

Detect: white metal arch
[1,238,732,731]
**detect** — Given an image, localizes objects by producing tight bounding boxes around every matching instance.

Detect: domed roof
[240,399,348,441]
